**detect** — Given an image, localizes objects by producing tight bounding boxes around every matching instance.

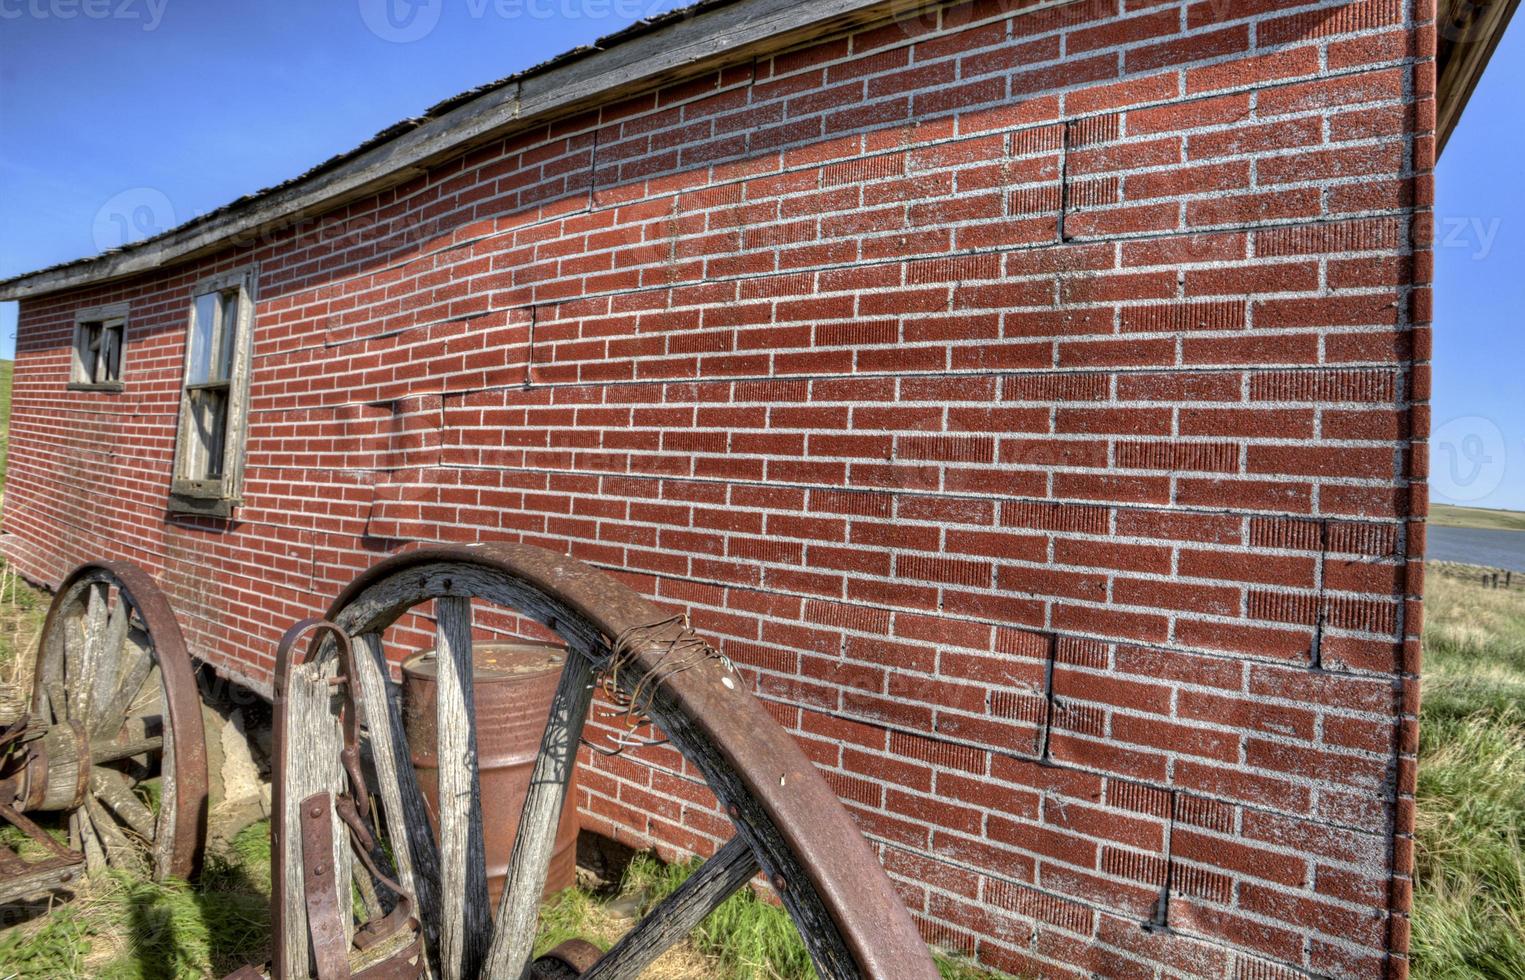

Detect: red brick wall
[4,0,1433,975]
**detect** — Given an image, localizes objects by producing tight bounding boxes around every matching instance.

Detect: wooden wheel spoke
[93,630,156,744]
[151,675,180,882]
[581,835,761,980]
[37,589,73,724]
[352,631,443,956]
[90,767,157,839]
[60,609,86,723]
[39,679,63,726]
[85,793,143,871]
[75,806,107,879]
[484,649,596,979]
[73,581,109,725]
[88,594,134,729]
[433,596,492,980]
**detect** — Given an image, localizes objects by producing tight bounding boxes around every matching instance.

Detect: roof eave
[1436,0,1520,157]
[0,0,917,302]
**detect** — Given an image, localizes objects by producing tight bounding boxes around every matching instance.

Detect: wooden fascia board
[1437,0,1521,157]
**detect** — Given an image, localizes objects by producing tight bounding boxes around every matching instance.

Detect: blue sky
[1,3,1521,510]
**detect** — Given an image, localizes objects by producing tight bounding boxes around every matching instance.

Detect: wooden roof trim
[1437,0,1520,156]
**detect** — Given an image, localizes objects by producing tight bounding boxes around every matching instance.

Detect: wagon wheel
[29,561,208,882]
[288,543,935,980]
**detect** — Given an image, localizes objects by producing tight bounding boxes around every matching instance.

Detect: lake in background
[1426,525,1525,573]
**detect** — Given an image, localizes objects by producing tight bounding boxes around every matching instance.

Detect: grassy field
[1412,562,1525,977]
[0,565,46,719]
[1430,503,1525,533]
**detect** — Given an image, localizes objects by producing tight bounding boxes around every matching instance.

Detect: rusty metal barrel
[401,641,580,905]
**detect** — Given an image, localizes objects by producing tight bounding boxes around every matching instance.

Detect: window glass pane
[89,325,104,382]
[216,290,240,381]
[189,293,218,384]
[102,323,123,382]
[188,388,228,480]
[79,323,102,382]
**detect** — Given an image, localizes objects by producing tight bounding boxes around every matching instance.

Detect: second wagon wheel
[319,542,936,980]
[30,561,208,881]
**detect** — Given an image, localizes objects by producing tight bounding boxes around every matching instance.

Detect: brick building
[0,0,1511,975]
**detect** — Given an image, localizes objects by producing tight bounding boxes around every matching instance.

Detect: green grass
[1429,503,1525,534]
[1413,563,1525,978]
[619,852,817,980]
[0,560,46,654]
[606,852,1011,980]
[0,557,47,717]
[0,820,272,979]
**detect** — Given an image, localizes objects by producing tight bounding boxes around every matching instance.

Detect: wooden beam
[1437,0,1521,156]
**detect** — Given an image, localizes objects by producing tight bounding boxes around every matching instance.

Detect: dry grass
[535,883,717,979]
[0,559,47,722]
[1423,560,1525,655]
[1413,562,1525,977]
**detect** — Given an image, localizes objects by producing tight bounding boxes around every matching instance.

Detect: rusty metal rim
[327,543,936,979]
[30,560,209,882]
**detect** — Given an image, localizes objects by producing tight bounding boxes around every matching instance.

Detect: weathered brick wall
[4,0,1433,975]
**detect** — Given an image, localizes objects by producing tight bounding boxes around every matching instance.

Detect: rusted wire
[584,614,730,756]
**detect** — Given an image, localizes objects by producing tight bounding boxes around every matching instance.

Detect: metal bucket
[401,641,580,906]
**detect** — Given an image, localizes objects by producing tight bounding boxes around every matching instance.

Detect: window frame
[69,302,130,392]
[169,267,257,517]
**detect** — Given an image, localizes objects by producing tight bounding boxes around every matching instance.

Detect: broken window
[70,304,128,390]
[170,268,256,516]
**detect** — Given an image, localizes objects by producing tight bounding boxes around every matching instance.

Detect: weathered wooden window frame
[69,302,130,392]
[169,267,256,518]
